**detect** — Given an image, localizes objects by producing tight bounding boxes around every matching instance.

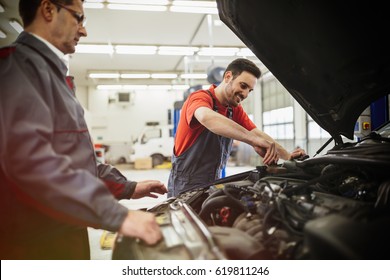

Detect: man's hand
[118,210,162,245]
[289,148,307,160]
[252,138,279,165]
[131,180,167,199]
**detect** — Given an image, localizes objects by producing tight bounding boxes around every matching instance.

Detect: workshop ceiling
[0,0,263,89]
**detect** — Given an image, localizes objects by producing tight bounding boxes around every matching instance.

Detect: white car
[129,124,174,167]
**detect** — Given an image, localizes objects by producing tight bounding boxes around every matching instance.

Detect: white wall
[86,88,183,143]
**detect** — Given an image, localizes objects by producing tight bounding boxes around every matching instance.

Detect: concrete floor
[88,164,254,260]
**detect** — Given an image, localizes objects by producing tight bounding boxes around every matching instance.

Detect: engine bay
[113,131,390,260]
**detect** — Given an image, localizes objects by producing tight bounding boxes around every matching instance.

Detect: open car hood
[217,0,390,139]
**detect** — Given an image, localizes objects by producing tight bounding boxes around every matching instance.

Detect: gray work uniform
[0,32,133,259]
[168,91,233,197]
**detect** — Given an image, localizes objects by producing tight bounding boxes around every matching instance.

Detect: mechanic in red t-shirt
[168,58,306,197]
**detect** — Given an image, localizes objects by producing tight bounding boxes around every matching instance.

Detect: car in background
[129,122,174,167]
[112,0,390,260]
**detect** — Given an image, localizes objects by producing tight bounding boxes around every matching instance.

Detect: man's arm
[250,128,291,160]
[194,106,277,164]
[194,107,306,163]
[97,163,137,199]
[97,164,167,199]
[250,128,306,160]
[194,107,256,143]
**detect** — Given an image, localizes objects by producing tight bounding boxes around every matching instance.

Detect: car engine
[113,132,390,260]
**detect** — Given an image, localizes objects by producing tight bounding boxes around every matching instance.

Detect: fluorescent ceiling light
[180,73,207,79]
[107,4,167,11]
[88,72,207,80]
[9,19,23,33]
[89,73,120,79]
[198,47,239,57]
[158,50,194,56]
[76,44,114,54]
[76,44,247,58]
[121,73,151,79]
[170,6,217,14]
[115,45,157,54]
[97,84,188,91]
[172,1,217,8]
[171,0,217,14]
[122,85,148,90]
[158,46,199,56]
[0,4,4,13]
[0,29,6,39]
[97,84,149,90]
[108,0,169,4]
[85,0,219,14]
[151,73,178,79]
[84,3,104,9]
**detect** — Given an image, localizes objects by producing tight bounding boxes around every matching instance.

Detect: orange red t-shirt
[174,85,256,156]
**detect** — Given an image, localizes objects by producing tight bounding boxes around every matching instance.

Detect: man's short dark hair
[19,0,82,28]
[224,58,261,80]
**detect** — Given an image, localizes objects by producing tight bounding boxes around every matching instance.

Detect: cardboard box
[134,157,153,170]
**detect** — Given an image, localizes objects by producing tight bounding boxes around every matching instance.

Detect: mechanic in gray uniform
[168,58,305,197]
[0,0,166,259]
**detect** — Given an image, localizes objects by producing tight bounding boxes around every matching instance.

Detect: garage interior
[0,0,320,164]
[2,0,390,261]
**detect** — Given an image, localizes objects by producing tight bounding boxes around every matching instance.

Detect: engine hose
[201,189,225,209]
[282,169,347,196]
[223,186,247,207]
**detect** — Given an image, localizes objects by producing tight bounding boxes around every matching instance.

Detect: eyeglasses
[50,0,87,27]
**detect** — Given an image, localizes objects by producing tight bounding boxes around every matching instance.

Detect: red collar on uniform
[66,76,76,94]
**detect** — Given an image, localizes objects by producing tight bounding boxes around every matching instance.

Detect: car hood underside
[217,0,390,139]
